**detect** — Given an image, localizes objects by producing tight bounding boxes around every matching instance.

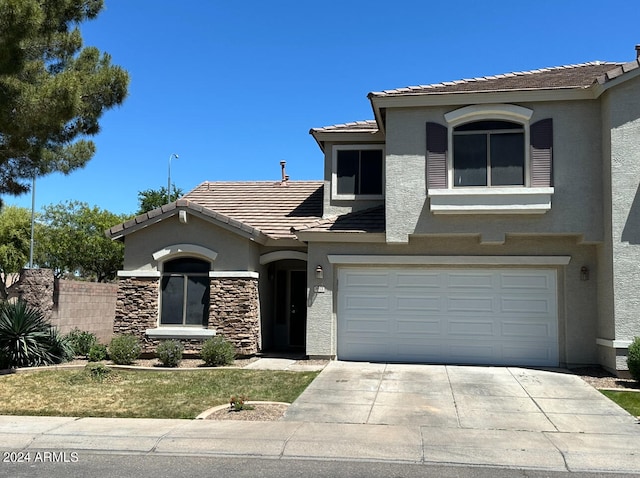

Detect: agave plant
[0,300,72,368]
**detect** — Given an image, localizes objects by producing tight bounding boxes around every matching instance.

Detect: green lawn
[601,390,640,417]
[0,366,319,419]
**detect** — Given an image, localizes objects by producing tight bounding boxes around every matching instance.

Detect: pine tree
[0,0,129,204]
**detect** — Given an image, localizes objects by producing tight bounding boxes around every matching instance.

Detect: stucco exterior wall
[599,75,640,372]
[383,101,604,243]
[306,235,598,367]
[122,214,261,272]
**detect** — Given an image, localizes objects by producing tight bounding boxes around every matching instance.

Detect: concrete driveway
[284,361,637,433]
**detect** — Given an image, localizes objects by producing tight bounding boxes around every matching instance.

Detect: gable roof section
[107,181,324,242]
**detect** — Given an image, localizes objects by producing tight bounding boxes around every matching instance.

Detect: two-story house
[108,46,640,376]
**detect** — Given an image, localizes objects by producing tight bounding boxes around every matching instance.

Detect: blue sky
[4,0,640,215]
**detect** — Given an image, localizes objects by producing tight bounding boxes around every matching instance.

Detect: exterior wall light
[580,266,590,281]
[315,265,324,280]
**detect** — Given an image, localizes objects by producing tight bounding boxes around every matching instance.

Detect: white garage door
[337,268,558,366]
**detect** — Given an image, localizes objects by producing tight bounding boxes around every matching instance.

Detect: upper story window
[332,145,384,199]
[426,104,554,214]
[453,120,525,187]
[160,257,210,326]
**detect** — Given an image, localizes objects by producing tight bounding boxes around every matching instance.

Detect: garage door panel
[395,296,442,312]
[500,273,551,290]
[447,272,495,289]
[338,267,559,367]
[343,271,390,287]
[396,272,441,288]
[344,317,389,333]
[446,296,495,313]
[343,295,388,312]
[501,297,553,314]
[501,321,555,338]
[448,319,495,337]
[502,344,556,363]
[395,317,441,334]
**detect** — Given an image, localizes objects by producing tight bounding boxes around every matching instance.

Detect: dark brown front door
[274,269,307,349]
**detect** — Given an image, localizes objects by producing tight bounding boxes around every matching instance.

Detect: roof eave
[295,231,386,243]
[368,86,599,109]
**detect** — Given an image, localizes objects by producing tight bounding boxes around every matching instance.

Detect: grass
[0,366,319,419]
[601,390,640,417]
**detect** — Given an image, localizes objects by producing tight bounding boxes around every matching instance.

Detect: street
[2,454,638,478]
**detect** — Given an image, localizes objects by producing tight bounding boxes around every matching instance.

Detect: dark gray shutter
[426,122,448,189]
[530,118,553,187]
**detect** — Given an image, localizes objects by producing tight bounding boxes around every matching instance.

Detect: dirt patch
[204,402,289,421]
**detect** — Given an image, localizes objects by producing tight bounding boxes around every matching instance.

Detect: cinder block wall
[51,279,118,344]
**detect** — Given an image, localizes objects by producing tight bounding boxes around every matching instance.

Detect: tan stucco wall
[383,101,604,243]
[122,214,261,272]
[598,75,640,372]
[306,235,598,367]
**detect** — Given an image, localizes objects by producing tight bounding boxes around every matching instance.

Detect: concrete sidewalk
[1,361,640,474]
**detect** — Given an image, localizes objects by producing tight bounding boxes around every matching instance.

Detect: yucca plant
[0,300,72,369]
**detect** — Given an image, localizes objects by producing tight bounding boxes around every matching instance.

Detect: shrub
[85,363,111,382]
[108,335,141,365]
[229,395,254,411]
[88,343,108,362]
[0,300,70,368]
[628,336,640,382]
[156,340,184,367]
[65,329,97,358]
[200,336,235,366]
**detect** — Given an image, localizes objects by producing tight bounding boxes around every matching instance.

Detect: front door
[274,269,307,349]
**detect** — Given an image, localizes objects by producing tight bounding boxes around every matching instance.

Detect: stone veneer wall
[114,276,261,356]
[11,269,55,320]
[113,277,159,355]
[209,277,260,356]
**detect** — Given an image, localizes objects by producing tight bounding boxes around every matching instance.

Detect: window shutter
[530,118,553,187]
[426,122,448,189]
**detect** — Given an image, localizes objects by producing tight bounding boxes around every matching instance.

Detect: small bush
[200,336,235,367]
[108,335,141,365]
[85,363,111,382]
[229,395,254,411]
[88,343,107,362]
[156,340,184,367]
[65,329,97,358]
[628,337,640,382]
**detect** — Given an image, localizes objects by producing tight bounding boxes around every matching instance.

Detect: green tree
[137,185,183,215]
[0,205,32,299]
[0,0,129,207]
[36,201,129,282]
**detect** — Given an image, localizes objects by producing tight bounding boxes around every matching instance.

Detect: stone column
[13,268,55,320]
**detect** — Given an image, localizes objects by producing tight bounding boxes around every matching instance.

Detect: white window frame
[331,144,385,200]
[445,104,533,188]
[428,104,553,214]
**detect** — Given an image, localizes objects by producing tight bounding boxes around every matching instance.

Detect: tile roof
[295,206,385,234]
[310,120,379,133]
[108,181,324,242]
[368,61,629,98]
[181,181,324,239]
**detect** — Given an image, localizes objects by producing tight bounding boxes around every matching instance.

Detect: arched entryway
[260,252,307,353]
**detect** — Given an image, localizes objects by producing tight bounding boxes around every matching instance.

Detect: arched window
[452,120,525,187]
[160,258,210,326]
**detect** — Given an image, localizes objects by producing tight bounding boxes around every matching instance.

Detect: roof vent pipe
[280,160,289,182]
[636,44,640,59]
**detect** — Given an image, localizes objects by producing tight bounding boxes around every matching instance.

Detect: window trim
[445,104,533,189]
[331,144,385,200]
